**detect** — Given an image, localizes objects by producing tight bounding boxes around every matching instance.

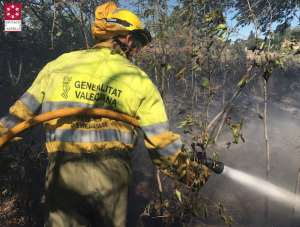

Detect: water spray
[191,143,224,174]
[223,166,300,208]
[190,144,300,209]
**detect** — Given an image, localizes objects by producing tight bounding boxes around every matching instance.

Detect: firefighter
[0,2,209,226]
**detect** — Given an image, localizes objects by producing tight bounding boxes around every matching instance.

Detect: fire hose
[0,108,224,175]
[0,108,139,150]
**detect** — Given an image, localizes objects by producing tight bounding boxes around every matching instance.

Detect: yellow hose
[0,108,139,149]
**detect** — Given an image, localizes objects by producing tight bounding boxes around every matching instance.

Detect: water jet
[222,166,300,208]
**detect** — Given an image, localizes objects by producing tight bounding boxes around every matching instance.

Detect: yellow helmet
[92,2,151,46]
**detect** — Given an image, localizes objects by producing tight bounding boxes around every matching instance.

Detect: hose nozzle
[204,158,224,174]
[210,160,224,174]
[192,143,224,174]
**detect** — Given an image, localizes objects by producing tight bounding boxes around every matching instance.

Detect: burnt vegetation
[0,0,300,226]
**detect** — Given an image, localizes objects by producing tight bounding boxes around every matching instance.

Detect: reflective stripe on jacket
[0,43,188,180]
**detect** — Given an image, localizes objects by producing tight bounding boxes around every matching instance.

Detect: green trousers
[44,150,132,227]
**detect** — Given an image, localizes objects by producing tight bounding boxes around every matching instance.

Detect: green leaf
[137,58,141,67]
[166,64,172,73]
[205,133,210,141]
[223,212,227,220]
[234,73,248,88]
[56,31,62,37]
[2,189,7,196]
[262,64,273,82]
[162,198,169,207]
[280,51,290,57]
[150,62,157,72]
[201,79,209,89]
[220,35,227,41]
[156,199,168,214]
[233,129,238,137]
[255,38,265,50]
[204,16,213,22]
[196,120,202,127]
[148,60,155,66]
[190,66,199,71]
[226,215,233,226]
[234,135,239,144]
[203,204,209,219]
[156,198,169,214]
[218,29,227,38]
[217,203,224,214]
[280,44,287,49]
[190,54,198,59]
[191,204,199,217]
[215,23,226,30]
[111,47,121,55]
[192,48,200,53]
[175,189,182,203]
[212,152,219,160]
[239,120,244,129]
[235,78,244,88]
[207,138,215,145]
[160,63,167,67]
[259,40,265,50]
[179,10,187,18]
[177,120,187,129]
[273,59,280,67]
[181,22,188,28]
[226,118,231,125]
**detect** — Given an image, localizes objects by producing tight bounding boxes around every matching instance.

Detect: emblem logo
[61,76,72,99]
[4,4,22,32]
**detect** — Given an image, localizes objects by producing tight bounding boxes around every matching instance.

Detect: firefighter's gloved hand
[180,162,211,188]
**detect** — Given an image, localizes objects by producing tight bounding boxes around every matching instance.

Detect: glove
[180,162,211,188]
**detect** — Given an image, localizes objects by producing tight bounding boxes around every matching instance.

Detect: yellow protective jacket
[0,43,188,180]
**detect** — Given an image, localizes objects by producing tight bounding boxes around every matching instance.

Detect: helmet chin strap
[113,37,133,59]
[113,35,142,60]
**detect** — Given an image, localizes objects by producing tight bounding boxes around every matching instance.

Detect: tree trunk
[291,169,300,227]
[264,79,270,223]
[156,0,165,98]
[192,43,194,89]
[153,2,158,84]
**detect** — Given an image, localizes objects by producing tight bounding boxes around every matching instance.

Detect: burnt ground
[0,92,300,227]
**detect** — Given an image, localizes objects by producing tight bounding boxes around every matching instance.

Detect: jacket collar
[91,42,127,58]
